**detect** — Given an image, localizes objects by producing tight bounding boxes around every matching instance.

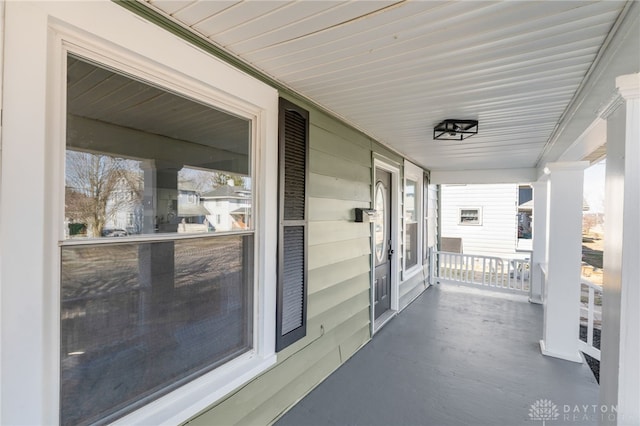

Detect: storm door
[374,168,393,319]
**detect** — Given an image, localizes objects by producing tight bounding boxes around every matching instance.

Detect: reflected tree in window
[65,151,142,237]
[179,168,248,193]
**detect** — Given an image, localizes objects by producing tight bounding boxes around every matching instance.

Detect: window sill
[113,352,277,425]
[402,265,423,282]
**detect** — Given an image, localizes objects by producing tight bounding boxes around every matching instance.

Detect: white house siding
[440,184,522,259]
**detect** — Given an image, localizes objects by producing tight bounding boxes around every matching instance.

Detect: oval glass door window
[374,182,386,263]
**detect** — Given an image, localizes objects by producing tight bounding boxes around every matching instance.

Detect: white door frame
[371,157,401,334]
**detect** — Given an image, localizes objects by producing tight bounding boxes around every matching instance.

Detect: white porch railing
[578,278,602,361]
[433,251,530,295]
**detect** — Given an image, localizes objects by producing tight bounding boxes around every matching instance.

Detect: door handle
[388,248,394,260]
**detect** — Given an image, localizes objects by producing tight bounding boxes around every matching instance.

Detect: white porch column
[539,161,588,363]
[599,73,640,426]
[529,180,547,304]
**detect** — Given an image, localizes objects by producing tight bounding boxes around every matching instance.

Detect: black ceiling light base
[433,119,478,140]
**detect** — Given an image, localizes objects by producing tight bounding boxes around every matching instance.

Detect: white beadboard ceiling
[141,0,628,172]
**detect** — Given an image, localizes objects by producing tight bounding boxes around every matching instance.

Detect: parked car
[101,228,128,237]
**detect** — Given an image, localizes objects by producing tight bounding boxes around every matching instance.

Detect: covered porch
[276,284,600,426]
[0,2,638,425]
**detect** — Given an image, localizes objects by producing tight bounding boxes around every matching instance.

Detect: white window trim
[1,2,278,425]
[402,161,424,280]
[459,207,483,226]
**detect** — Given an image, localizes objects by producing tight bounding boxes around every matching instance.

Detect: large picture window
[61,55,256,425]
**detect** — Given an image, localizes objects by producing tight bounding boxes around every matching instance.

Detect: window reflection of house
[107,173,143,235]
[201,182,251,232]
[177,182,211,233]
[104,179,213,235]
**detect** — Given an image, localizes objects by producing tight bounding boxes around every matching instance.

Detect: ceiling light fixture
[433,119,478,140]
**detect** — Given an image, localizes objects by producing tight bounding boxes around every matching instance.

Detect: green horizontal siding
[308,255,371,295]
[308,238,371,270]
[243,324,370,426]
[307,272,369,319]
[308,197,370,222]
[277,295,369,362]
[309,220,371,246]
[309,173,371,202]
[310,149,371,183]
[310,110,371,150]
[310,125,372,166]
[239,349,342,426]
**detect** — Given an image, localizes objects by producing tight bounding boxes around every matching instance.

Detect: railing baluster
[517,260,522,290]
[489,259,494,287]
[587,286,595,347]
[482,258,486,286]
[447,253,450,280]
[578,278,602,361]
[463,256,468,282]
[442,253,446,280]
[431,251,533,295]
[470,256,475,284]
[465,256,470,282]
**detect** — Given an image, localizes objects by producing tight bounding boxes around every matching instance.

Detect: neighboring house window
[459,208,482,225]
[61,55,260,425]
[276,98,309,351]
[403,161,424,277]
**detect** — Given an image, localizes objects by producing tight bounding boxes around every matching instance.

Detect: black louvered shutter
[276,98,309,351]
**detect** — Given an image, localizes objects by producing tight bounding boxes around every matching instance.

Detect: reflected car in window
[101,228,128,237]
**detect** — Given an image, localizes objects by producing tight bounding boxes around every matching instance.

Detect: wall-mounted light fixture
[433,119,478,140]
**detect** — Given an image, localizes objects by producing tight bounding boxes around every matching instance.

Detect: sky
[583,158,606,213]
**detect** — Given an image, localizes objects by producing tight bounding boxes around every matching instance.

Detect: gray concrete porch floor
[276,284,599,426]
